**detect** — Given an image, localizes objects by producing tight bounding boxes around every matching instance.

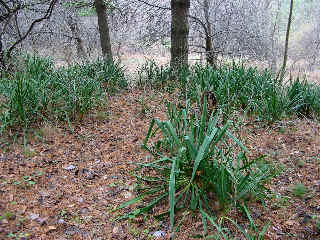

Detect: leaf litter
[0,89,319,239]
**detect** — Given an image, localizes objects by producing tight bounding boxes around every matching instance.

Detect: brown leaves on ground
[0,90,319,240]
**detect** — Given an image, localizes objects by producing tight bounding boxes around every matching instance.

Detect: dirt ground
[0,89,319,240]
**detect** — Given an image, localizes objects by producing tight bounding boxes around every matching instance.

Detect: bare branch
[135,0,170,11]
[6,0,58,58]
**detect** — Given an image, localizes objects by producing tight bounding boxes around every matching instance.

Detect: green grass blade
[164,121,183,150]
[199,95,208,143]
[258,221,271,240]
[184,136,197,160]
[223,216,252,239]
[171,210,189,239]
[226,130,248,152]
[114,186,163,211]
[200,210,228,240]
[191,129,217,182]
[169,158,176,230]
[199,201,208,236]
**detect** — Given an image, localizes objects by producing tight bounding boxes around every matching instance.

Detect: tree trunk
[170,0,190,70]
[203,0,217,69]
[269,1,281,74]
[94,0,113,61]
[280,0,294,80]
[66,16,87,62]
[0,35,4,70]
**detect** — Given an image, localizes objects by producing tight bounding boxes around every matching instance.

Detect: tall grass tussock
[0,54,127,133]
[137,61,320,122]
[115,98,278,238]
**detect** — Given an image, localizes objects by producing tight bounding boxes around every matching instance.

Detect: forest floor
[0,89,319,240]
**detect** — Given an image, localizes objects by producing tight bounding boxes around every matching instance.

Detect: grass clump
[137,60,172,89]
[290,183,309,198]
[202,212,271,240]
[116,97,276,237]
[137,62,320,122]
[0,54,127,134]
[286,77,320,118]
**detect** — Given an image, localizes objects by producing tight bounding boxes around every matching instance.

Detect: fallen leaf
[46,225,57,233]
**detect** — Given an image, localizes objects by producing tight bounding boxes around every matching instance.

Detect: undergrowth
[0,54,127,134]
[116,97,278,238]
[137,61,320,122]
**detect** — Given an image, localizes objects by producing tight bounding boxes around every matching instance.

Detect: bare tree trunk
[0,35,4,70]
[266,0,281,74]
[203,0,217,69]
[94,0,113,61]
[66,16,87,62]
[170,0,190,70]
[280,0,294,80]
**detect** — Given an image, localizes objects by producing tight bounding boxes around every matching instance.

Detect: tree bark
[0,34,4,70]
[170,0,190,70]
[66,16,87,61]
[94,0,113,61]
[203,0,217,68]
[280,0,294,80]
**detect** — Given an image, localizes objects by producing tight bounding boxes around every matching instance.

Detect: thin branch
[135,0,170,11]
[6,0,58,58]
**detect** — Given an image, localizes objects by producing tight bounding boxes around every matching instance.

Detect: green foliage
[62,0,117,16]
[0,55,127,134]
[137,62,320,122]
[290,183,309,198]
[287,77,320,118]
[201,211,271,240]
[116,98,276,237]
[79,59,127,92]
[137,60,172,89]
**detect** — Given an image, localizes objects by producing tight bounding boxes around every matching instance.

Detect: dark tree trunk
[205,36,216,68]
[203,0,217,68]
[94,0,113,61]
[170,0,190,70]
[280,0,294,80]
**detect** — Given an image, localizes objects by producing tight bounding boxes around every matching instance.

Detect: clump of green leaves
[287,78,320,118]
[136,62,320,122]
[290,183,309,198]
[201,211,271,240]
[116,97,276,237]
[137,60,172,89]
[0,55,127,134]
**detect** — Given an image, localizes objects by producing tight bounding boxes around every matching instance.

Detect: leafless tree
[0,0,58,64]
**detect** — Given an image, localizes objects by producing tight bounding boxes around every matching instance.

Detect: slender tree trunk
[94,0,113,61]
[280,0,294,80]
[170,0,190,70]
[66,16,87,61]
[203,0,217,68]
[0,35,4,70]
[270,2,281,73]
